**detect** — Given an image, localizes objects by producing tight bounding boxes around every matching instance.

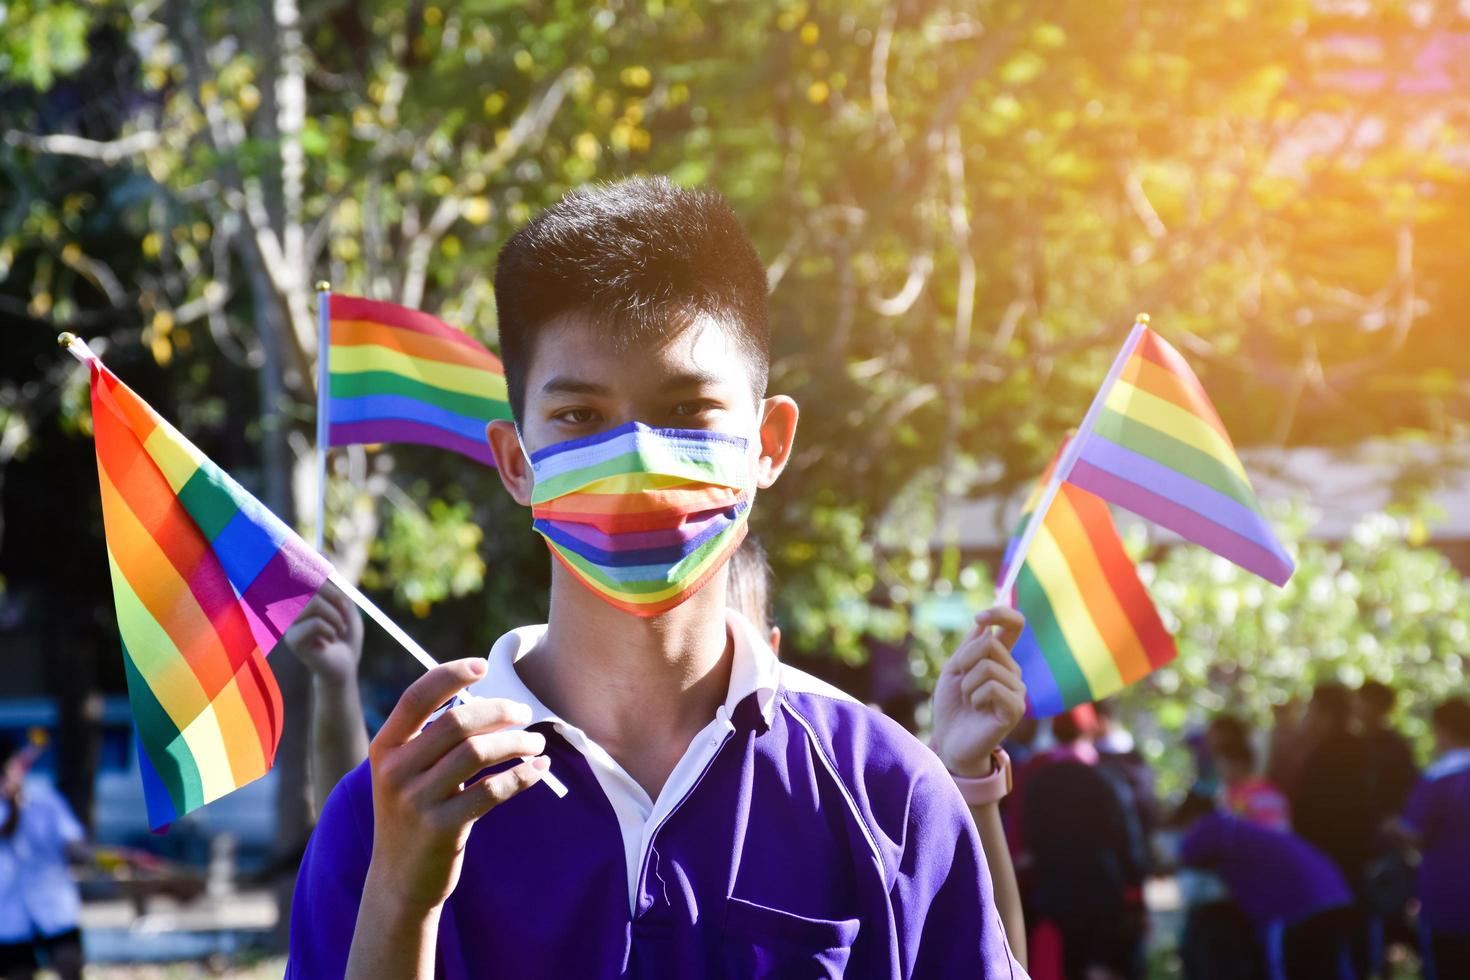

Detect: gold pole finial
[315,280,331,292]
[57,332,76,349]
[1134,312,1150,326]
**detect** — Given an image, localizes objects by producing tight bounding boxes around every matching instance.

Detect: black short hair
[1206,713,1248,746]
[493,177,771,422]
[1433,697,1470,743]
[1213,734,1255,770]
[1312,682,1353,728]
[1358,680,1396,715]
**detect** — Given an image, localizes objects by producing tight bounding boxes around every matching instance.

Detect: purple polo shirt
[1402,749,1470,934]
[286,611,1021,978]
[1179,812,1352,931]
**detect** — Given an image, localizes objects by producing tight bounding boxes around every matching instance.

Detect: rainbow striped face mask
[527,422,754,616]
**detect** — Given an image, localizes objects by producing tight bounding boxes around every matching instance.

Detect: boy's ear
[754,395,799,490]
[487,420,534,506]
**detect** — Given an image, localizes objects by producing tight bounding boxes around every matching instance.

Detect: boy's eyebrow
[541,376,612,396]
[659,370,727,391]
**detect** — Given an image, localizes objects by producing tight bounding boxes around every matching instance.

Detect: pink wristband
[944,748,1012,806]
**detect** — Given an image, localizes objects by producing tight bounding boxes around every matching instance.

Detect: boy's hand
[285,582,364,687]
[931,607,1027,779]
[364,659,549,915]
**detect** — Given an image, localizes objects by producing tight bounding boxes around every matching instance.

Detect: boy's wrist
[945,749,1012,806]
[362,862,444,924]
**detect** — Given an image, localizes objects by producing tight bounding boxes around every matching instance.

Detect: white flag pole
[58,332,99,365]
[61,330,566,799]
[993,314,1151,604]
[327,570,568,798]
[314,282,332,553]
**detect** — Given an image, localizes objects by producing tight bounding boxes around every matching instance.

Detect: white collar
[467,607,783,733]
[466,608,784,914]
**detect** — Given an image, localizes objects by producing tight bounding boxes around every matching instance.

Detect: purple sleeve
[897,758,1023,978]
[1401,777,1437,839]
[285,760,374,978]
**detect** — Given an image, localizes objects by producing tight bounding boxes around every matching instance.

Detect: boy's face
[488,311,798,506]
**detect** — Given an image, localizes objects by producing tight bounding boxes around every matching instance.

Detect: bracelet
[946,748,1012,806]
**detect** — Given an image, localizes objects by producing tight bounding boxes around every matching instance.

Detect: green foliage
[1114,507,1470,794]
[0,1,88,89]
[365,497,487,617]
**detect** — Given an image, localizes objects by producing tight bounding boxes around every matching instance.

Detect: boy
[286,178,1025,978]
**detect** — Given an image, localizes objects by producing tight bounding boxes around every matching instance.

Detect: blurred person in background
[1287,684,1376,886]
[283,581,370,816]
[1354,681,1418,967]
[1216,735,1290,833]
[1173,792,1365,980]
[725,534,779,654]
[1388,696,1470,979]
[0,736,84,980]
[1265,699,1307,796]
[1176,714,1260,980]
[1094,700,1160,851]
[1356,681,1418,824]
[1018,706,1147,980]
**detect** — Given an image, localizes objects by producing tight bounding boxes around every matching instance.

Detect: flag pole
[57,332,99,365]
[994,313,1151,603]
[59,331,566,798]
[314,282,332,553]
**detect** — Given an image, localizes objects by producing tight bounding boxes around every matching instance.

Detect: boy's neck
[518,568,736,798]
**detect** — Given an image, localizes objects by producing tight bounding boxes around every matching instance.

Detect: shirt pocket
[720,896,860,979]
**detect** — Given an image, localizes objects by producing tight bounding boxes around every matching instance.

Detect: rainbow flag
[326,294,511,467]
[1069,327,1295,586]
[1002,446,1177,717]
[90,360,331,830]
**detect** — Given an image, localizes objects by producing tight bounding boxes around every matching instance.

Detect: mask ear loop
[515,425,535,474]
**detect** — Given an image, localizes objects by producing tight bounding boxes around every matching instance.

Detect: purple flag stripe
[1070,461,1294,586]
[1077,434,1283,556]
[237,542,332,654]
[330,419,497,467]
[550,507,733,552]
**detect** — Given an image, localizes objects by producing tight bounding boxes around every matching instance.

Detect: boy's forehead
[524,311,753,395]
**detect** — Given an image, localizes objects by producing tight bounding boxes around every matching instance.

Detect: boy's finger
[373,660,492,750]
[399,696,535,772]
[443,757,548,824]
[413,730,549,803]
[969,679,1027,721]
[974,607,1025,651]
[942,635,989,679]
[961,656,1026,703]
[979,633,1023,678]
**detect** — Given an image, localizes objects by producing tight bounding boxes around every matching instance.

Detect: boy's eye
[554,407,600,424]
[671,400,715,417]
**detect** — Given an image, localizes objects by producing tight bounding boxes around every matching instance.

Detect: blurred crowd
[1000,683,1470,980]
[3,533,1468,979]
